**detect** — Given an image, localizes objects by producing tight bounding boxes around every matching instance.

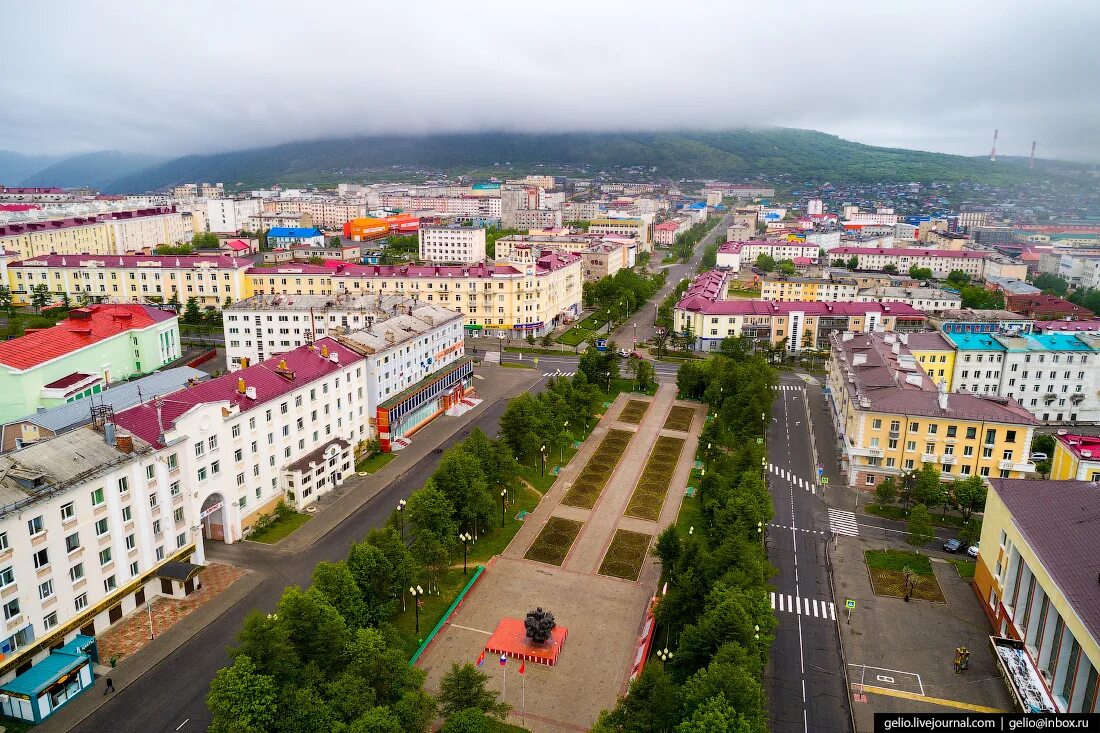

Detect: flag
[499,654,507,667]
[518,661,526,676]
[476,651,485,668]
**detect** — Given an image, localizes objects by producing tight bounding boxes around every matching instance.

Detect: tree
[958,520,982,546]
[440,709,490,733]
[874,476,898,509]
[831,258,846,268]
[406,484,458,546]
[0,285,12,315]
[1032,273,1068,296]
[30,283,51,313]
[946,270,971,287]
[906,504,935,547]
[231,610,301,683]
[846,256,859,270]
[312,561,370,629]
[912,462,942,507]
[328,236,342,247]
[431,450,491,534]
[346,540,396,624]
[183,296,201,324]
[777,259,796,275]
[276,586,351,673]
[960,285,1004,309]
[951,475,987,522]
[754,253,776,272]
[908,266,933,281]
[437,663,511,720]
[635,359,656,392]
[676,693,753,733]
[882,263,899,274]
[207,655,278,733]
[192,232,220,248]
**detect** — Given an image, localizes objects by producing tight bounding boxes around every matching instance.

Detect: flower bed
[561,429,633,509]
[663,406,696,432]
[625,436,685,521]
[618,399,649,424]
[598,529,652,581]
[523,516,584,566]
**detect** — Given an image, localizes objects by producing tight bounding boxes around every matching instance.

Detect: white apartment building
[269,199,367,228]
[829,247,990,279]
[560,201,603,221]
[206,199,262,234]
[114,339,368,533]
[806,230,842,251]
[0,426,202,705]
[856,287,962,313]
[418,225,487,264]
[243,212,310,231]
[715,240,820,269]
[845,211,899,226]
[502,208,562,230]
[590,217,650,249]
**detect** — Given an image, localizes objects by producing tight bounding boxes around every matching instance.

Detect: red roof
[42,372,95,389]
[1053,433,1100,461]
[1035,319,1100,333]
[677,295,925,318]
[0,305,175,371]
[0,204,40,212]
[830,246,989,259]
[653,220,684,231]
[0,207,177,238]
[224,239,251,252]
[112,339,363,448]
[11,253,251,269]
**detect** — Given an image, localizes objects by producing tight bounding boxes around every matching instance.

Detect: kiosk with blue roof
[0,635,97,723]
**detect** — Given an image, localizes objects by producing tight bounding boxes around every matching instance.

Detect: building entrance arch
[199,493,227,542]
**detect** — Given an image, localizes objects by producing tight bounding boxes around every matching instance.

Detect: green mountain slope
[99,128,1066,192]
[20,150,165,189]
[0,151,65,186]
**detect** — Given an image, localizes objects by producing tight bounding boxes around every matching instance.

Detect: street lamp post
[500,489,507,527]
[656,648,674,663]
[409,585,424,634]
[459,532,473,575]
[706,442,712,470]
[561,422,568,463]
[396,499,407,541]
[540,444,547,477]
[632,322,637,349]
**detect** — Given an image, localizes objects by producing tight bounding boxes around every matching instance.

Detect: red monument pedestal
[484,618,569,667]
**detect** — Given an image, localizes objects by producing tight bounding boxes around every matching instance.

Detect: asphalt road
[765,375,851,733]
[73,395,518,733]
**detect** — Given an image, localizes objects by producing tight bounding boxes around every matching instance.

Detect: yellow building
[759,276,858,302]
[827,331,1038,489]
[8,253,253,308]
[905,330,956,390]
[0,207,189,259]
[973,479,1100,713]
[1049,433,1100,481]
[246,253,582,338]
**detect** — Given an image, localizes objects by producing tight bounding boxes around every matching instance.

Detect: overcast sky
[2,0,1098,161]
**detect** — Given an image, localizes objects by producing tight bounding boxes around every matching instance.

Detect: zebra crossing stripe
[828,508,859,537]
[830,603,836,620]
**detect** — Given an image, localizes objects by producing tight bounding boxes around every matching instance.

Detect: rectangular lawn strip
[618,399,650,424]
[355,451,397,474]
[561,428,633,509]
[523,516,584,566]
[949,558,976,579]
[864,549,945,602]
[663,405,696,432]
[598,529,652,581]
[625,436,685,521]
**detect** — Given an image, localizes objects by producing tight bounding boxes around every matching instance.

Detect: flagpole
[521,671,525,725]
[503,662,507,702]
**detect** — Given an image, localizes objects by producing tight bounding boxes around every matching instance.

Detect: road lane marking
[854,685,1008,713]
[176,721,189,731]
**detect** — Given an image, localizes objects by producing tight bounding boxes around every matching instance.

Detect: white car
[1030,452,1048,461]
[967,543,979,558]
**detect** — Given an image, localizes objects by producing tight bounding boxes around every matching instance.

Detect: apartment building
[715,240,820,269]
[945,331,1100,423]
[0,187,74,203]
[8,253,253,309]
[759,276,859,302]
[826,331,1038,489]
[206,199,262,234]
[855,286,962,313]
[702,183,775,198]
[418,225,486,264]
[502,208,562,230]
[676,271,926,352]
[269,199,367,228]
[905,331,957,390]
[829,246,990,279]
[0,305,181,422]
[243,212,311,231]
[0,208,189,260]
[0,427,203,721]
[114,339,367,531]
[245,253,583,338]
[1049,433,1100,481]
[972,479,1100,714]
[653,218,690,246]
[376,193,501,220]
[560,201,603,222]
[589,217,650,249]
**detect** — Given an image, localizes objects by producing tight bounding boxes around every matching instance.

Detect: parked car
[617,349,630,357]
[967,543,979,558]
[1030,452,1048,461]
[942,538,966,554]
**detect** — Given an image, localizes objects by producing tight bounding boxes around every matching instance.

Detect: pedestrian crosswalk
[766,463,817,493]
[768,522,826,536]
[828,508,859,537]
[543,371,576,377]
[772,385,804,391]
[771,592,836,620]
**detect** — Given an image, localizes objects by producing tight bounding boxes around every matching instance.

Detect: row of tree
[872,464,987,547]
[582,268,666,327]
[594,346,778,732]
[671,218,718,262]
[500,371,603,469]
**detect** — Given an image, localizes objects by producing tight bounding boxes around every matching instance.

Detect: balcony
[921,453,938,463]
[848,445,883,458]
[942,455,957,464]
[1000,459,1036,472]
[888,430,900,439]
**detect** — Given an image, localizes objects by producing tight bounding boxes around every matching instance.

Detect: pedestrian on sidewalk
[103,677,115,695]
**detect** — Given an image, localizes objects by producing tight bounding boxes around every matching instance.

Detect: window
[909,422,919,432]
[75,593,88,611]
[38,579,53,600]
[197,467,207,481]
[1006,430,1017,443]
[104,575,117,593]
[167,453,178,470]
[0,532,6,552]
[43,611,58,630]
[194,440,204,457]
[27,515,44,535]
[1003,450,1013,461]
[234,448,243,462]
[146,465,155,481]
[156,546,165,561]
[170,481,181,496]
[985,428,996,444]
[946,425,957,438]
[927,424,938,435]
[65,532,80,553]
[60,502,75,521]
[208,436,218,450]
[174,507,184,523]
[872,419,882,429]
[118,476,129,494]
[0,566,14,587]
[176,532,187,548]
[232,423,241,438]
[95,518,109,536]
[69,563,84,582]
[3,599,20,620]
[149,493,158,508]
[91,487,105,506]
[99,548,112,565]
[966,427,977,440]
[122,505,132,522]
[153,519,162,536]
[211,460,220,475]
[33,548,49,569]
[125,534,136,550]
[130,561,140,576]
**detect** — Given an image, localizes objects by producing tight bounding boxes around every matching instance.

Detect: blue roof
[1018,333,1096,352]
[945,333,1006,351]
[267,227,322,238]
[10,367,208,434]
[0,635,94,696]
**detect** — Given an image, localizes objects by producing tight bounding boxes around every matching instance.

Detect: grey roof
[334,305,463,354]
[4,367,208,436]
[988,479,1100,648]
[0,428,150,513]
[985,276,1041,295]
